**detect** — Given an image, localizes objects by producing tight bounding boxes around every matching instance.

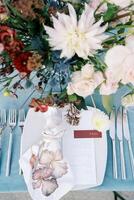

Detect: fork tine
[19,109,25,122]
[0,109,6,125]
[9,109,16,124]
[13,110,15,123]
[2,109,6,124]
[6,109,17,176]
[9,109,11,123]
[3,110,6,124]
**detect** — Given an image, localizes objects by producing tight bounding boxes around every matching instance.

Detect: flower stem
[20,89,36,108]
[90,95,97,108]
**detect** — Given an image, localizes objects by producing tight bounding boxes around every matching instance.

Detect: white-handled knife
[109,108,118,179]
[123,107,134,178]
[117,108,126,180]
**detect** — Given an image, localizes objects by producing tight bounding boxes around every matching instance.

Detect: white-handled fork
[18,109,25,175]
[6,109,17,176]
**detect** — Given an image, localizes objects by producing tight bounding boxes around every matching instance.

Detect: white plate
[21,107,107,190]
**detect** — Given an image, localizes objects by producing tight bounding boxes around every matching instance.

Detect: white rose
[104,36,134,87]
[125,35,134,53]
[100,81,119,95]
[71,71,81,83]
[121,54,134,85]
[67,82,75,95]
[93,71,104,87]
[71,79,95,98]
[81,64,94,79]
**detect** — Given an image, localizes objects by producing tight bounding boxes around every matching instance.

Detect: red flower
[7,40,24,59]
[13,52,32,73]
[30,98,49,112]
[0,5,7,13]
[0,26,16,44]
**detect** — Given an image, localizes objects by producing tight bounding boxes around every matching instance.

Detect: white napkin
[20,142,74,200]
[20,107,74,200]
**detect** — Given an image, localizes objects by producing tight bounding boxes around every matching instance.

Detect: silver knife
[109,108,118,179]
[123,107,134,178]
[117,108,126,180]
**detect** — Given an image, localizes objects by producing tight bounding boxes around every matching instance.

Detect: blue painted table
[0,87,134,192]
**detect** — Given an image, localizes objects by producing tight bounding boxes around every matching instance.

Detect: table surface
[0,87,134,192]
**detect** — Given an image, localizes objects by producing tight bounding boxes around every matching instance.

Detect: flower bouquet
[0,0,133,117]
[0,0,134,198]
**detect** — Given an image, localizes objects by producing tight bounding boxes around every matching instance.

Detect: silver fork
[0,109,6,161]
[6,109,17,176]
[18,109,25,175]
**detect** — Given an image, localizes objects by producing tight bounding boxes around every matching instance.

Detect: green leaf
[103,3,119,22]
[68,94,78,102]
[102,95,114,114]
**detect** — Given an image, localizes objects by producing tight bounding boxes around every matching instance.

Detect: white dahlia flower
[44,3,108,59]
[91,109,110,132]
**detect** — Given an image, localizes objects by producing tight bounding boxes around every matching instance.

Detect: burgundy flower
[0,26,16,47]
[0,5,7,13]
[7,40,24,59]
[13,52,32,73]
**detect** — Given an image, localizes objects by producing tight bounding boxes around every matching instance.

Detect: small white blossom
[91,109,110,132]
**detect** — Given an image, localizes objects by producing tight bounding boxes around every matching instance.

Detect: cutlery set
[0,109,25,176]
[110,106,134,180]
